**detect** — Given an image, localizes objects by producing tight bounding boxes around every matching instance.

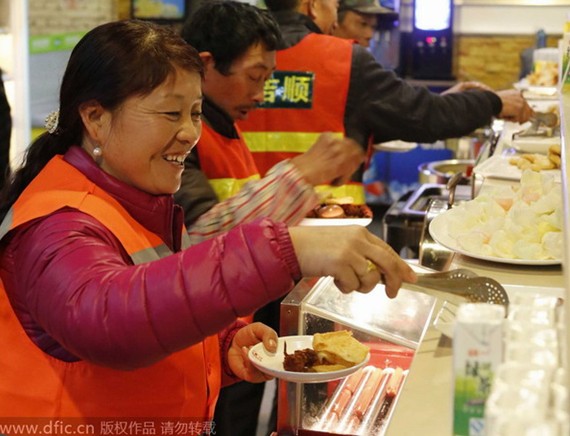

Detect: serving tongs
[512,111,559,138]
[403,268,509,308]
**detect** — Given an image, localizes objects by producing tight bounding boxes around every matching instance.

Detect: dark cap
[339,0,396,15]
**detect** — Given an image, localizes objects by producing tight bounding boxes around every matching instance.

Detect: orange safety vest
[238,33,365,204]
[198,122,260,201]
[0,155,221,418]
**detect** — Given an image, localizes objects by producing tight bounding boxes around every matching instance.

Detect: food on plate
[526,61,558,86]
[313,330,370,367]
[306,196,373,219]
[548,144,561,167]
[283,330,370,373]
[282,347,320,372]
[443,170,562,260]
[508,152,559,171]
[508,143,561,171]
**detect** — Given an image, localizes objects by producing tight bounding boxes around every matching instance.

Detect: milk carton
[453,303,505,436]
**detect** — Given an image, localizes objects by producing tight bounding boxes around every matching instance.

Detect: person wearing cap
[332,0,495,96]
[333,0,396,48]
[238,0,533,190]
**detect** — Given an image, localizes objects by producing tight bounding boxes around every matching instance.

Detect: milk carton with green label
[453,303,505,436]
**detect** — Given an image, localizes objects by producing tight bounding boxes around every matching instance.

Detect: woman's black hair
[181,0,281,76]
[0,19,203,220]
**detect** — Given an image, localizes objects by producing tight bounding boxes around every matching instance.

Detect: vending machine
[409,0,454,79]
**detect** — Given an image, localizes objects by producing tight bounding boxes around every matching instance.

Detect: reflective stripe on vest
[198,122,260,201]
[243,131,341,153]
[238,34,366,204]
[0,155,219,418]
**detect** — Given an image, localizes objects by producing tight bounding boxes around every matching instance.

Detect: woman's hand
[227,322,278,383]
[288,225,416,298]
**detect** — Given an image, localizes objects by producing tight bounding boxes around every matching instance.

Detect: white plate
[373,140,418,153]
[512,136,560,154]
[300,217,372,227]
[474,155,561,182]
[248,335,370,383]
[514,80,558,98]
[429,213,561,266]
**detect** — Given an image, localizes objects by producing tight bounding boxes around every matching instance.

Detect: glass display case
[276,276,436,435]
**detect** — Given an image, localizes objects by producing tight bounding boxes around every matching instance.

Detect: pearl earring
[92,146,103,165]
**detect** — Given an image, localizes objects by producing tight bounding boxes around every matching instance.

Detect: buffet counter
[275,98,567,435]
[388,105,567,435]
[387,252,564,436]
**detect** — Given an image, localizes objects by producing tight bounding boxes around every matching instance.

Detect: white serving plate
[511,136,560,154]
[248,335,370,384]
[429,213,561,266]
[300,217,372,227]
[514,80,558,99]
[474,155,561,182]
[373,140,418,153]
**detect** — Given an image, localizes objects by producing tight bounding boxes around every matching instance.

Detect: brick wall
[28,0,116,36]
[117,0,130,20]
[455,34,561,90]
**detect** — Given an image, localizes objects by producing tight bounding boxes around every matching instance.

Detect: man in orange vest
[175,3,366,232]
[238,0,533,188]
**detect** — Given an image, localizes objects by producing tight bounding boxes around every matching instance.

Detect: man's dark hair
[264,0,300,11]
[182,1,281,76]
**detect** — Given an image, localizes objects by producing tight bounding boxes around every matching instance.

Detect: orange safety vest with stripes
[198,122,260,202]
[238,33,365,204]
[0,155,221,418]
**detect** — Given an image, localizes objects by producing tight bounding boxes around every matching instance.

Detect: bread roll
[549,144,561,156]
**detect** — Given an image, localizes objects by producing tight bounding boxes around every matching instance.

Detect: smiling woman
[86,67,203,195]
[0,16,415,421]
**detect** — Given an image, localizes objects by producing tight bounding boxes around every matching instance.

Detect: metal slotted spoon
[403,269,509,308]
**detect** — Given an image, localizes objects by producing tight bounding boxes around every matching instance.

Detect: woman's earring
[93,146,103,164]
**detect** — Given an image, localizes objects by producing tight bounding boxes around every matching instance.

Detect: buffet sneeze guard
[277,277,436,435]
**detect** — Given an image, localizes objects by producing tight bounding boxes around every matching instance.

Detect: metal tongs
[513,111,558,138]
[403,268,509,308]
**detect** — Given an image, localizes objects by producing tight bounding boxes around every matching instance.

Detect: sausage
[378,368,406,422]
[332,389,352,415]
[344,367,365,393]
[317,368,365,429]
[353,367,383,419]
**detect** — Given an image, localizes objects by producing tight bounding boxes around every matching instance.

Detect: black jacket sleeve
[344,46,502,146]
[174,148,219,227]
